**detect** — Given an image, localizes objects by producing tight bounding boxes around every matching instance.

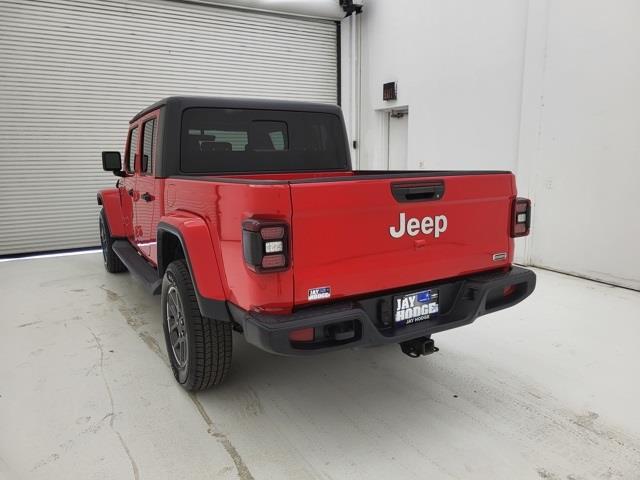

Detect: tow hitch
[400,336,439,358]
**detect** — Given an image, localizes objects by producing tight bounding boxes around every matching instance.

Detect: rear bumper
[228,266,536,356]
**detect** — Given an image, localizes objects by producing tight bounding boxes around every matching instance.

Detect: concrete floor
[1,253,639,480]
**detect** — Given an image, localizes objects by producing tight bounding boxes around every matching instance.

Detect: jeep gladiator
[98,96,536,391]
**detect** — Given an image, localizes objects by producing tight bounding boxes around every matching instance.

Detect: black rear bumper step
[228,266,536,356]
[112,240,162,295]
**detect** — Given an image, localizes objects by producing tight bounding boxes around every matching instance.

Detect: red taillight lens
[242,218,289,273]
[260,226,285,240]
[261,254,286,269]
[289,328,314,342]
[503,284,517,296]
[511,198,531,237]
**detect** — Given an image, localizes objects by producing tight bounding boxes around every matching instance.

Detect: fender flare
[97,189,126,238]
[157,214,230,321]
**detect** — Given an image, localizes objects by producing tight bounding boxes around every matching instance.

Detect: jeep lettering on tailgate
[389,212,448,239]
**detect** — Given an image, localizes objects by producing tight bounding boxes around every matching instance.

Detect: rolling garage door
[0,0,338,255]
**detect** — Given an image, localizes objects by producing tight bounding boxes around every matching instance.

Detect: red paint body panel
[98,188,126,237]
[289,174,516,305]
[165,178,294,312]
[158,212,227,302]
[131,109,161,261]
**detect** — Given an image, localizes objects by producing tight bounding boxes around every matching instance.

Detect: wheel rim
[166,280,188,369]
[99,218,108,265]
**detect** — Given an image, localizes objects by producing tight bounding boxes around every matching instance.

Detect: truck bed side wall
[157,213,226,301]
[164,178,294,313]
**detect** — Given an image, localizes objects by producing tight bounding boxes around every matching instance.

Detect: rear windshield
[180,108,349,173]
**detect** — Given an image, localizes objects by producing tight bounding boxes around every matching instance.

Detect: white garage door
[0,0,338,255]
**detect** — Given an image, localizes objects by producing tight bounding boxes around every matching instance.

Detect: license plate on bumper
[394,289,439,326]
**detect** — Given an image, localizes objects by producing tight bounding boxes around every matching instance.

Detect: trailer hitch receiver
[400,336,439,358]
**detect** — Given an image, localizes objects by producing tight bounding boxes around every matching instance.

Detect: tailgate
[290,173,516,306]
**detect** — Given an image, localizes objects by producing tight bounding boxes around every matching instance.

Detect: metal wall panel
[0,0,337,255]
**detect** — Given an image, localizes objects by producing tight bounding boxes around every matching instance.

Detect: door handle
[127,188,134,197]
[141,192,154,202]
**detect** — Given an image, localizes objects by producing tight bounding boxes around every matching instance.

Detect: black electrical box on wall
[383,81,397,101]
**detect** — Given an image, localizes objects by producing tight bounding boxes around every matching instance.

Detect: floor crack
[189,392,255,480]
[98,287,253,480]
[89,328,140,480]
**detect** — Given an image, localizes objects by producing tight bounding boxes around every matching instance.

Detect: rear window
[180,108,348,173]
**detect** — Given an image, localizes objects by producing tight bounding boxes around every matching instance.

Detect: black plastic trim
[391,181,445,202]
[111,240,162,295]
[228,266,536,356]
[336,21,341,106]
[167,170,512,186]
[157,222,231,321]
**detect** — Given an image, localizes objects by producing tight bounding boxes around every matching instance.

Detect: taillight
[242,218,289,272]
[511,197,531,237]
[289,327,314,343]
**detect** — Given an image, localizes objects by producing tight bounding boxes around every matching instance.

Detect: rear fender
[97,189,126,237]
[157,213,230,321]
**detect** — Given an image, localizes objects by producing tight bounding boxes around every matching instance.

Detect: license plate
[393,289,439,326]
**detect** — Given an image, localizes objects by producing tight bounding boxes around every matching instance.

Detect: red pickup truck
[98,96,535,391]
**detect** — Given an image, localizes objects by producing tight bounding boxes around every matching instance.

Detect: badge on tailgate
[308,286,331,301]
[394,289,439,326]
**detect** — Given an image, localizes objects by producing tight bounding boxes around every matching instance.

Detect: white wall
[346,0,529,172]
[342,0,640,290]
[520,0,640,290]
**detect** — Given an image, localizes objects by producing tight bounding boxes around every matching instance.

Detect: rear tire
[99,209,126,273]
[162,259,232,391]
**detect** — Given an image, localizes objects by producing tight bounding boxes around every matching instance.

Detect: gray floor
[1,252,639,480]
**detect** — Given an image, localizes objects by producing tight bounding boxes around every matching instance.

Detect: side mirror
[102,151,123,176]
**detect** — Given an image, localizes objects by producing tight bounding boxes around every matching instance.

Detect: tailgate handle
[391,182,444,202]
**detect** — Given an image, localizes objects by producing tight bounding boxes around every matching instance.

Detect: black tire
[99,209,127,273]
[161,259,232,391]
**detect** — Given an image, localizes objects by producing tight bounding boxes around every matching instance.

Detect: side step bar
[112,240,162,295]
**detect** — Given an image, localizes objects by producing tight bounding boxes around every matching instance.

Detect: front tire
[99,209,126,273]
[162,259,232,391]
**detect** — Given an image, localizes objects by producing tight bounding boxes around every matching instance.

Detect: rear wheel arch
[157,228,186,278]
[157,220,230,321]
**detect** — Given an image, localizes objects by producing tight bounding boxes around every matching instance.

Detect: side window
[141,118,156,174]
[125,127,138,172]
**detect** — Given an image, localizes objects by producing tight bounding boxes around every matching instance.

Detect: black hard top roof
[130,96,342,123]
